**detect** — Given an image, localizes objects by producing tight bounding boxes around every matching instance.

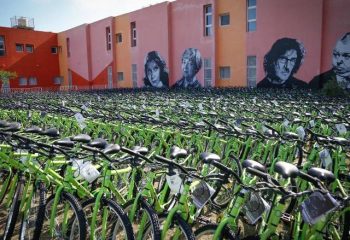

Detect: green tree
[0,70,17,89]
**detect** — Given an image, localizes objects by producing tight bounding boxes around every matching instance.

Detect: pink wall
[321,0,350,72]
[89,17,114,81]
[169,0,215,87]
[64,24,90,81]
[247,0,323,84]
[129,2,170,87]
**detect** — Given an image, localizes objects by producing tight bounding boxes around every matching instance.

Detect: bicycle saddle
[307,167,335,183]
[103,144,120,154]
[24,126,42,134]
[41,128,60,138]
[274,161,299,179]
[331,137,350,146]
[71,134,91,143]
[283,132,299,140]
[89,138,108,149]
[199,152,221,163]
[3,122,21,132]
[242,159,266,172]
[0,120,9,128]
[170,146,187,159]
[132,146,149,155]
[54,138,75,148]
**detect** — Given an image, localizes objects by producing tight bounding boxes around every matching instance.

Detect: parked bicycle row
[0,117,349,239]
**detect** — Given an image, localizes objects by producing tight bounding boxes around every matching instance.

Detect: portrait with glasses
[310,32,350,90]
[258,38,308,89]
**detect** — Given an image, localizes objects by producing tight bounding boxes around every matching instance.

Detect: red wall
[247,0,324,85]
[0,27,59,89]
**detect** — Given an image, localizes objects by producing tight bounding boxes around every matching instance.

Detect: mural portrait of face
[174,48,202,88]
[274,49,298,81]
[143,51,169,88]
[332,33,350,78]
[258,37,307,89]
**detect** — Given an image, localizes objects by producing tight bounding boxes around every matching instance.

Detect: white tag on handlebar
[155,109,160,117]
[166,170,184,194]
[309,120,315,128]
[283,119,289,127]
[296,126,305,140]
[319,149,332,170]
[74,113,86,130]
[335,123,347,135]
[198,103,204,111]
[190,180,215,209]
[79,162,100,183]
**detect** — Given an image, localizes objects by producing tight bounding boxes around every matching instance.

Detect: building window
[16,43,24,52]
[247,56,257,87]
[19,77,27,86]
[132,64,137,87]
[116,33,122,43]
[117,72,124,81]
[220,14,230,26]
[204,58,212,87]
[51,46,58,54]
[131,22,136,47]
[204,4,212,36]
[219,66,231,79]
[53,76,63,85]
[28,77,37,85]
[66,38,70,57]
[26,44,34,53]
[247,0,256,32]
[0,36,5,56]
[106,26,111,51]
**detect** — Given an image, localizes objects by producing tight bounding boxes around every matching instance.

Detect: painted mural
[143,51,169,88]
[310,32,350,90]
[174,48,202,88]
[258,38,308,89]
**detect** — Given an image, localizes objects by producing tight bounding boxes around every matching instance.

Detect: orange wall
[0,27,59,89]
[215,0,246,87]
[57,32,69,86]
[114,14,133,88]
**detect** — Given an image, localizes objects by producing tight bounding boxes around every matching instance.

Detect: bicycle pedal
[281,212,293,223]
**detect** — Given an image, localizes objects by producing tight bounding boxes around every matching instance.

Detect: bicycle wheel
[123,198,161,240]
[144,213,195,240]
[82,197,134,240]
[19,182,46,240]
[0,169,12,204]
[195,223,236,240]
[40,191,87,240]
[1,175,24,240]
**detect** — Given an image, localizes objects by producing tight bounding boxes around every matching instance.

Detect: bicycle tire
[1,175,24,240]
[40,191,87,240]
[19,181,46,240]
[81,197,135,240]
[123,198,161,240]
[0,169,12,204]
[194,223,236,240]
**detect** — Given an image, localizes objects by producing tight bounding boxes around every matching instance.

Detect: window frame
[117,72,124,81]
[116,33,122,43]
[247,56,257,87]
[219,66,231,80]
[28,76,37,86]
[220,13,230,26]
[16,43,24,52]
[247,0,257,32]
[51,46,58,54]
[0,35,6,56]
[25,44,34,53]
[204,4,213,36]
[131,22,136,47]
[106,26,112,51]
[66,38,70,57]
[18,77,28,86]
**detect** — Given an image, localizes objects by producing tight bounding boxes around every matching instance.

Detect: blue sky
[0,0,172,33]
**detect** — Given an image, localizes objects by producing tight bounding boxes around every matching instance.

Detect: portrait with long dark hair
[258,38,307,89]
[143,51,169,88]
